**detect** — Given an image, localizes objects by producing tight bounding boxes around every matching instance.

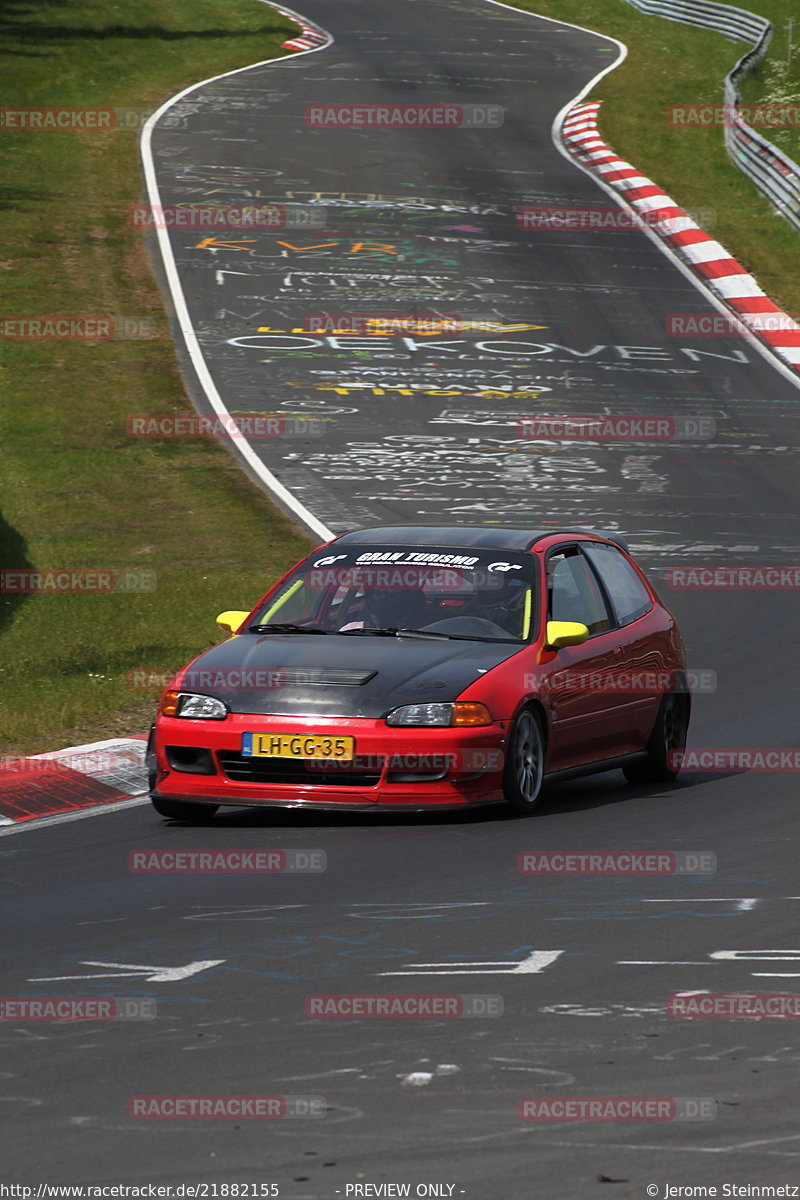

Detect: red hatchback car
[148,525,690,820]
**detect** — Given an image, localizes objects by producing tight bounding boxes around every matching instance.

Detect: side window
[548,550,612,635]
[583,543,652,626]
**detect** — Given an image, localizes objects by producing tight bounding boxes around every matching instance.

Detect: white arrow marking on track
[378,950,563,976]
[640,898,758,910]
[711,951,800,979]
[621,949,800,974]
[711,950,800,959]
[28,959,225,983]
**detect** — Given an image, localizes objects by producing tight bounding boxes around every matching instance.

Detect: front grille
[218,751,382,787]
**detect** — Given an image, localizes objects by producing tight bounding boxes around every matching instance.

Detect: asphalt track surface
[4,1,800,1195]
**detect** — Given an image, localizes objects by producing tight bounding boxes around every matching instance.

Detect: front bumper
[152,712,507,810]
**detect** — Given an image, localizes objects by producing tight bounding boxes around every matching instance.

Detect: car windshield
[249,546,536,642]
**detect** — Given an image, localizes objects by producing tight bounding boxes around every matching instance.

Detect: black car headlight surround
[159,690,229,720]
[385,701,492,727]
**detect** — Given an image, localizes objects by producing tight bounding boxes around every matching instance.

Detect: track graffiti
[141,0,800,559]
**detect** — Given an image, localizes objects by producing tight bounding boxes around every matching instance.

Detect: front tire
[150,796,219,821]
[503,708,546,815]
[623,690,689,783]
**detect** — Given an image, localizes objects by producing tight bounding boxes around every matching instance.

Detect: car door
[542,544,631,770]
[581,541,663,750]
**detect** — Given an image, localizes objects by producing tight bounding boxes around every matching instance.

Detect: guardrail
[620,0,800,231]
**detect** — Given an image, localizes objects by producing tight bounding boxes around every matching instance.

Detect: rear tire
[503,708,545,816]
[150,797,219,821]
[623,690,688,783]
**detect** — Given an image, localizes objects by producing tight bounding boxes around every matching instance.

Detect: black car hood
[176,634,523,717]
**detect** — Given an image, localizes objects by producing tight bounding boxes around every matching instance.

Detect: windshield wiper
[338,627,519,643]
[339,626,402,637]
[397,630,520,643]
[248,623,328,634]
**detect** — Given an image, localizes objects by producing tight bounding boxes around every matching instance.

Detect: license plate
[242,732,355,761]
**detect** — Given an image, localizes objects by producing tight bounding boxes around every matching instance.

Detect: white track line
[139,3,335,541]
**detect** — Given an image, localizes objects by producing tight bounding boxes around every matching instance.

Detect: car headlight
[385,701,492,727]
[159,691,229,720]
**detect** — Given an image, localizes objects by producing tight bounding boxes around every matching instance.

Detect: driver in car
[337,577,525,637]
[338,586,431,632]
[425,576,527,637]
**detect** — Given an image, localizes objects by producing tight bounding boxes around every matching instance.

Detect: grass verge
[505,0,800,318]
[0,0,314,755]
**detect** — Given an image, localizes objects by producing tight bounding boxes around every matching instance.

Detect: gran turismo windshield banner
[252,547,536,641]
[302,546,532,591]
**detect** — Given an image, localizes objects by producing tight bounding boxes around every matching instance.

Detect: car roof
[332,526,630,554]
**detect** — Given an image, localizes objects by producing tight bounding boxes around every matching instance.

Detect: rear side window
[583,543,652,626]
[548,551,612,635]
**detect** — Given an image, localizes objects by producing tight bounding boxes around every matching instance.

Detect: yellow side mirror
[546,620,590,648]
[216,610,250,635]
